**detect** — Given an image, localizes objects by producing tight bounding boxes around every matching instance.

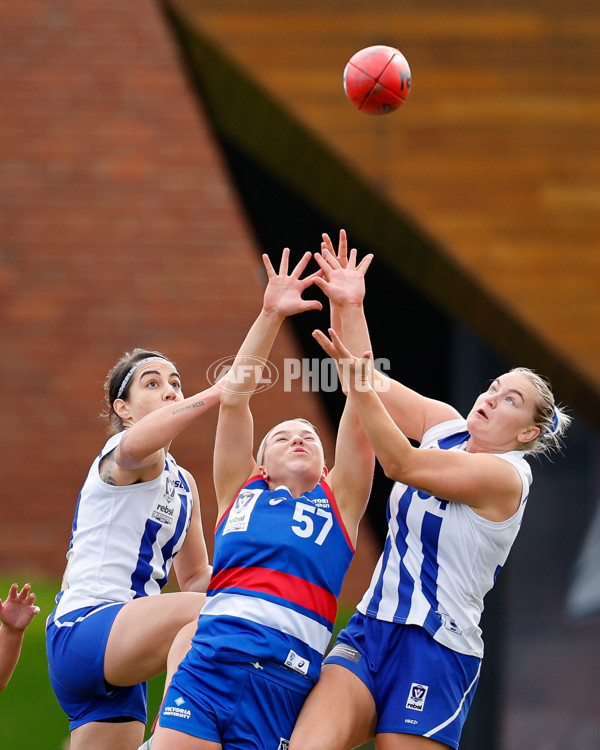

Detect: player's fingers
[312,329,336,358]
[290,250,312,278]
[278,247,291,275]
[262,253,276,278]
[18,583,32,599]
[319,247,341,269]
[337,229,348,264]
[300,300,323,313]
[321,233,335,255]
[356,253,374,273]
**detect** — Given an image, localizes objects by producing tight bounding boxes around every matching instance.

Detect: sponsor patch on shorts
[406,683,429,711]
[327,643,362,663]
[277,739,289,750]
[163,694,192,720]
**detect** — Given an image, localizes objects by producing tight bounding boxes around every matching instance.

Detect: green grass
[0,577,164,749]
[0,576,366,749]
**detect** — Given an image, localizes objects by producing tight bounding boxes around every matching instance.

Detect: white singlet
[356,418,532,657]
[51,431,193,622]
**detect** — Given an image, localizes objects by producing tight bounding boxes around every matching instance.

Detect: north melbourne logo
[164,476,176,502]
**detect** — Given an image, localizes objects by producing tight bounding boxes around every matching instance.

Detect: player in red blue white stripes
[151,243,375,750]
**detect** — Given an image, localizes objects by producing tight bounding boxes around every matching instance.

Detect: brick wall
[0,0,377,604]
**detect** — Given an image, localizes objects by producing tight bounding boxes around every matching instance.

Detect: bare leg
[104,592,204,686]
[164,619,196,698]
[376,733,449,749]
[144,618,198,738]
[289,664,377,750]
[69,719,144,750]
[151,726,221,750]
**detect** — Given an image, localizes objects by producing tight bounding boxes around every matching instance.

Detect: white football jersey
[356,419,532,657]
[52,431,193,622]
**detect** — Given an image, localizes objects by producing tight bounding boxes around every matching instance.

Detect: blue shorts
[323,611,481,749]
[158,648,313,749]
[46,603,147,731]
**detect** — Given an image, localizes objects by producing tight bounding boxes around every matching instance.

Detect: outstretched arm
[315,329,522,521]
[173,471,213,592]
[315,231,455,441]
[115,381,224,473]
[214,249,322,512]
[0,584,40,691]
[326,397,375,546]
[312,233,375,539]
[314,230,373,358]
[374,375,460,441]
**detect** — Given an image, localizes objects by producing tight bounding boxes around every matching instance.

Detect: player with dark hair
[46,348,223,750]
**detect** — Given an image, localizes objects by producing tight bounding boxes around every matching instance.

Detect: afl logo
[206,356,279,394]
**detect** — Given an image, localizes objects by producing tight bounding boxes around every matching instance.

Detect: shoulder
[100,431,125,457]
[178,466,197,491]
[241,475,268,491]
[231,475,268,503]
[310,479,334,501]
[97,432,126,470]
[492,450,533,495]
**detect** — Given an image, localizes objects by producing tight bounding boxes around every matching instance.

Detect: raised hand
[0,584,40,632]
[313,327,374,394]
[313,230,373,307]
[262,248,323,318]
[322,229,349,268]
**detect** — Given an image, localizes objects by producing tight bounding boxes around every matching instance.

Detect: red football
[343,45,412,115]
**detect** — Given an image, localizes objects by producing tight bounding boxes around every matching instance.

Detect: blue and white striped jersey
[51,431,193,623]
[356,419,532,657]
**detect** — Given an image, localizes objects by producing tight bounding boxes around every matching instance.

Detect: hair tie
[116,356,167,399]
[546,407,560,436]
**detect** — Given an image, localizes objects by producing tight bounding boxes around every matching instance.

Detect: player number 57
[291,502,333,546]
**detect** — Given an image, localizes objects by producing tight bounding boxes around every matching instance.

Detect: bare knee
[104,593,205,685]
[289,666,375,750]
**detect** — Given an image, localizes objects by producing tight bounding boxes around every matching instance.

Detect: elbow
[115,433,134,462]
[378,444,417,483]
[379,456,407,483]
[382,463,401,482]
[381,463,426,494]
[180,564,213,593]
[114,432,151,470]
[113,443,139,471]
